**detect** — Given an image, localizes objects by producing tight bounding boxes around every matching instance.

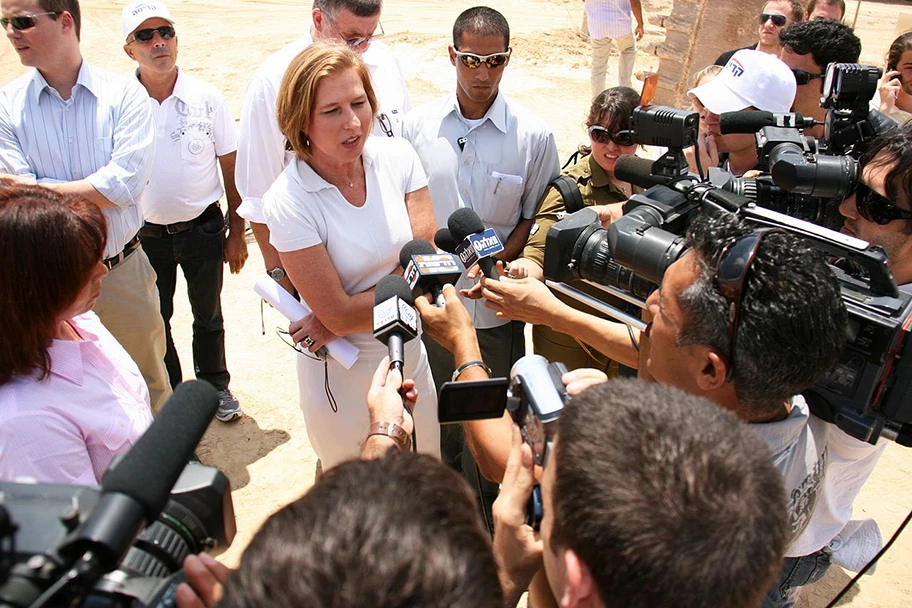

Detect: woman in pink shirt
[0,184,153,485]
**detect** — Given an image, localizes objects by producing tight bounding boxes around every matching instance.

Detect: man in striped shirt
[0,0,172,413]
[584,0,644,99]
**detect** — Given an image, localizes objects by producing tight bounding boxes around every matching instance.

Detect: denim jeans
[140,204,230,391]
[760,548,832,608]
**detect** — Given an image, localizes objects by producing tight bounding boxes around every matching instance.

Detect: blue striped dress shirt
[0,61,155,258]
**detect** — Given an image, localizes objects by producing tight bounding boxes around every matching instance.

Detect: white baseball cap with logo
[121,0,175,41]
[687,49,796,114]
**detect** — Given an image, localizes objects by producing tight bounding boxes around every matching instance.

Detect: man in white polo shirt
[584,0,645,99]
[236,0,410,297]
[122,0,248,422]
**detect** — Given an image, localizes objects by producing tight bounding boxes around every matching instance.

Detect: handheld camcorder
[542,106,912,446]
[435,355,571,529]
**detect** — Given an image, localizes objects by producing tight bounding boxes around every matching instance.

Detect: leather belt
[103,234,141,270]
[139,203,221,238]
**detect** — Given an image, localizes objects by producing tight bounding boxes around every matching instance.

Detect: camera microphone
[399,239,461,307]
[719,110,818,134]
[613,155,674,190]
[373,275,419,375]
[447,208,505,279]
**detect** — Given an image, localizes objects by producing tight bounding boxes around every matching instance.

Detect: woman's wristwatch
[367,421,411,452]
[267,266,286,282]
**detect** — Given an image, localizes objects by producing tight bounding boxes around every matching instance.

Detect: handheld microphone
[399,239,461,307]
[32,382,218,605]
[434,228,459,254]
[373,275,419,375]
[719,110,818,134]
[447,208,505,279]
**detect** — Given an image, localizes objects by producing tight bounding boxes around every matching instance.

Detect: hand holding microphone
[447,207,505,280]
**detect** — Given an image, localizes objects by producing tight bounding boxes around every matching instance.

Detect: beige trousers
[590,33,637,99]
[94,246,173,414]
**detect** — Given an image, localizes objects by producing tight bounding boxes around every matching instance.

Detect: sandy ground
[2,0,911,605]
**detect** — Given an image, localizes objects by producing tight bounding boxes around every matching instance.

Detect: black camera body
[0,463,235,608]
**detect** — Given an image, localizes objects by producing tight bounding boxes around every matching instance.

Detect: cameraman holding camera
[482,211,848,606]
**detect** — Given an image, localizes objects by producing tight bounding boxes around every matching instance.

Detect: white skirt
[295,331,440,470]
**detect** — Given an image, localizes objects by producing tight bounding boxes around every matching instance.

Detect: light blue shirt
[585,0,634,40]
[0,61,154,257]
[402,91,559,329]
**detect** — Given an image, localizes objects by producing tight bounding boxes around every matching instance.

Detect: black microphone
[719,110,818,134]
[434,228,459,254]
[399,239,461,307]
[35,382,218,604]
[613,155,673,190]
[373,275,419,375]
[447,208,505,279]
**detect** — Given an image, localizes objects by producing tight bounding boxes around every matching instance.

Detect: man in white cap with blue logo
[122,0,248,422]
[688,49,797,177]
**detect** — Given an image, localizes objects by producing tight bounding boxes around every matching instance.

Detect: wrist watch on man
[267,266,286,282]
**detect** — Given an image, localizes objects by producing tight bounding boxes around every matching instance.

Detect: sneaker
[216,389,243,422]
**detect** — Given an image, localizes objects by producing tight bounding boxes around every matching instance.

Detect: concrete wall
[653,0,769,107]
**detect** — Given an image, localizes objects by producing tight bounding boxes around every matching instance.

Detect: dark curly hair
[677,213,847,415]
[778,19,861,70]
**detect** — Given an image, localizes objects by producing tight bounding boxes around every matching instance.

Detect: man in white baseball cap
[121,0,174,40]
[688,49,797,176]
[122,0,248,422]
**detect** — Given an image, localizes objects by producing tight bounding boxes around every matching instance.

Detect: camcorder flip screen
[438,378,509,424]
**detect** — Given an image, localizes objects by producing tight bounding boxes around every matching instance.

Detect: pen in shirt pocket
[492,171,523,194]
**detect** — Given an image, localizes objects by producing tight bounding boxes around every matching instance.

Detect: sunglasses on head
[453,49,511,69]
[852,181,912,225]
[588,125,635,147]
[1,11,58,30]
[714,228,786,382]
[128,25,175,43]
[791,68,826,85]
[759,13,787,26]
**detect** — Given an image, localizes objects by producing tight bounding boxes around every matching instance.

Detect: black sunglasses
[588,125,635,147]
[128,25,175,43]
[791,68,826,86]
[852,181,912,225]
[453,49,511,69]
[1,11,58,30]
[714,228,786,382]
[759,13,787,26]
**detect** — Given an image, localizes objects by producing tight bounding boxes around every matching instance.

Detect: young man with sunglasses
[235,0,410,298]
[121,0,248,422]
[0,0,173,413]
[401,5,559,521]
[715,0,805,67]
[778,18,861,140]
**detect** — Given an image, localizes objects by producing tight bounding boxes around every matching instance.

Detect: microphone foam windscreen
[398,239,437,269]
[718,110,774,134]
[447,207,486,241]
[101,380,218,522]
[434,228,458,254]
[375,274,415,307]
[613,155,666,189]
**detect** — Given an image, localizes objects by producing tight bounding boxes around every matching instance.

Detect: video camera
[541,125,912,446]
[0,381,236,608]
[0,465,234,608]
